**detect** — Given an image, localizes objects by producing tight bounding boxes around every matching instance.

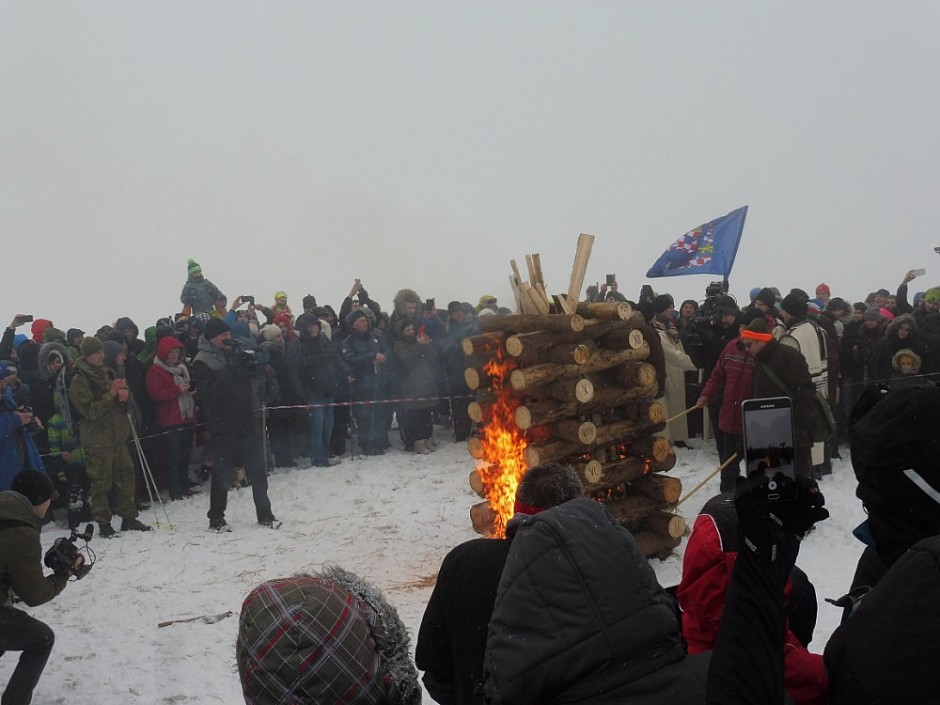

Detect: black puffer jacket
[483,499,708,705]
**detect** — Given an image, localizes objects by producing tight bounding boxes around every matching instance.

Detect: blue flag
[646,206,748,279]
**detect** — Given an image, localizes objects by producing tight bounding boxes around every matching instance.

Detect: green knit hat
[80,336,104,358]
[925,287,940,304]
[188,258,202,277]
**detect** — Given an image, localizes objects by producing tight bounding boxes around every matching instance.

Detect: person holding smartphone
[737,318,822,480]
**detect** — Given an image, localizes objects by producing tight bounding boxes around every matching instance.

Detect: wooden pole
[677,453,739,506]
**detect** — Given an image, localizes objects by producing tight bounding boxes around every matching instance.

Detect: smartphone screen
[913,268,926,277]
[741,396,797,501]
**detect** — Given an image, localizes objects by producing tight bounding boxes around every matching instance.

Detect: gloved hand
[735,476,829,563]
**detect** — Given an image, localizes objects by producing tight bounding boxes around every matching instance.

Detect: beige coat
[657,330,697,442]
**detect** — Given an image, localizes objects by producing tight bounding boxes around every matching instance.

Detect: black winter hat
[204,318,230,341]
[781,293,808,317]
[114,317,138,335]
[302,294,317,310]
[447,301,463,314]
[714,294,739,315]
[12,470,54,506]
[755,288,778,308]
[345,309,369,328]
[651,294,674,315]
[66,328,85,345]
[851,384,940,565]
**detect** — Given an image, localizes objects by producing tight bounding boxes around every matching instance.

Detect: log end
[514,405,533,431]
[467,437,485,460]
[468,469,485,498]
[509,368,527,391]
[627,328,645,350]
[464,367,481,391]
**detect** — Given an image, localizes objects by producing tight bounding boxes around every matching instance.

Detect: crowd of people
[1,256,938,704]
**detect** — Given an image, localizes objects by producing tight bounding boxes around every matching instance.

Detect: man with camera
[0,470,84,705]
[192,318,277,532]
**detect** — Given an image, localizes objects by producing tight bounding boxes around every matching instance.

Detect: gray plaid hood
[237,565,421,705]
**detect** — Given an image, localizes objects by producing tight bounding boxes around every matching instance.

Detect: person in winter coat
[258,322,304,468]
[236,565,421,705]
[0,362,45,491]
[342,310,391,456]
[742,318,822,480]
[192,319,277,532]
[388,289,423,345]
[37,342,90,528]
[707,383,940,705]
[482,496,709,705]
[296,314,352,467]
[694,314,758,491]
[678,493,827,705]
[68,337,150,537]
[146,336,197,501]
[868,313,923,383]
[0,471,84,705]
[416,463,586,705]
[437,302,477,443]
[392,318,439,454]
[179,258,225,316]
[652,297,698,444]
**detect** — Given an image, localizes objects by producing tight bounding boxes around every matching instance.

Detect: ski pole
[127,411,173,528]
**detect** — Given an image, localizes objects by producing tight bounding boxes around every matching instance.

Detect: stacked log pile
[465,300,687,559]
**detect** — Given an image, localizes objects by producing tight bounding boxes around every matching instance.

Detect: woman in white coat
[652,296,698,443]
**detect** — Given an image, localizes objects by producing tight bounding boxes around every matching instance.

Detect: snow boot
[415,440,432,455]
[121,517,152,532]
[209,518,232,533]
[99,522,119,539]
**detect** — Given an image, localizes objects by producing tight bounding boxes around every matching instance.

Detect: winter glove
[735,476,829,564]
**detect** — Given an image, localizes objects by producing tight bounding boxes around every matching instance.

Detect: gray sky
[4,2,939,332]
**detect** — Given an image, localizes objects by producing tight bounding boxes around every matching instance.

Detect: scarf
[153,355,195,421]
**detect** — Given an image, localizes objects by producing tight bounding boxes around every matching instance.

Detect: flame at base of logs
[465,301,688,558]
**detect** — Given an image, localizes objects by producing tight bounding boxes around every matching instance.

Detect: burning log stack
[464,297,687,559]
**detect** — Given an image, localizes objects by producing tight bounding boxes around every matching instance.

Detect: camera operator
[0,470,83,705]
[192,318,277,532]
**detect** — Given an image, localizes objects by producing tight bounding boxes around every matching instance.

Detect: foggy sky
[4,2,939,332]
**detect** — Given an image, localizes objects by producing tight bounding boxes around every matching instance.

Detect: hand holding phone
[741,397,797,502]
[913,268,926,277]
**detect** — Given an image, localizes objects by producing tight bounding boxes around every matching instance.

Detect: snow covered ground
[2,429,866,704]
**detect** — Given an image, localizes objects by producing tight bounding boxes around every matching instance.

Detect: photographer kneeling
[0,470,84,705]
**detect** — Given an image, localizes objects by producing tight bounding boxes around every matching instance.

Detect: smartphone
[606,274,615,285]
[16,314,34,323]
[355,278,361,285]
[913,268,926,277]
[741,396,797,502]
[242,295,254,305]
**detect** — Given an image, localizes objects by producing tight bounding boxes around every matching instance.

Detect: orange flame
[475,351,527,538]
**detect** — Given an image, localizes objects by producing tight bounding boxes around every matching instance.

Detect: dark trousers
[207,427,272,524]
[0,607,55,705]
[400,408,433,444]
[306,395,335,466]
[163,425,194,500]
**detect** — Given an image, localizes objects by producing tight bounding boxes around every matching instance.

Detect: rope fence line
[37,392,476,460]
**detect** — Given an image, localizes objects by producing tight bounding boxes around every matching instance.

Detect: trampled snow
[1,432,866,704]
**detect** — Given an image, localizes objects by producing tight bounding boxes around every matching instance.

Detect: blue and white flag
[646,206,748,279]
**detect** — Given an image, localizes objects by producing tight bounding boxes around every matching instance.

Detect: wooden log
[509,341,596,367]
[521,282,551,316]
[631,530,681,559]
[548,376,594,403]
[575,301,633,320]
[468,469,485,498]
[467,400,493,424]
[615,398,666,424]
[602,493,665,524]
[577,452,678,492]
[644,511,687,539]
[631,474,682,504]
[586,382,658,410]
[577,456,649,490]
[613,362,659,389]
[524,439,594,468]
[567,233,595,305]
[478,314,585,335]
[509,345,650,391]
[467,437,485,459]
[470,501,496,536]
[550,419,597,445]
[596,318,647,349]
[613,436,672,463]
[513,383,659,432]
[462,332,505,356]
[592,417,662,448]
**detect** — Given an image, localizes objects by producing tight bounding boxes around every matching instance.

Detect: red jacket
[145,337,195,429]
[678,505,828,705]
[699,336,755,435]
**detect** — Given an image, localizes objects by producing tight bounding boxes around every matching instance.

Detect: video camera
[222,337,258,369]
[44,524,94,580]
